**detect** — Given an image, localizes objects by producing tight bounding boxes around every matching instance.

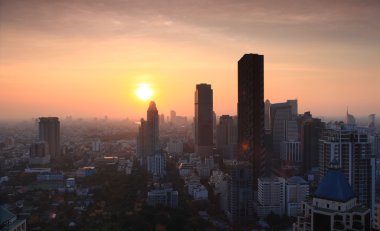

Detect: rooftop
[314,169,355,202]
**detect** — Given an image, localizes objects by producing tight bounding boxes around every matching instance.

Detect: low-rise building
[0,206,26,231]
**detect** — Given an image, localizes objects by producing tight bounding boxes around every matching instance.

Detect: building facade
[237,53,266,188]
[194,84,214,158]
[38,117,60,159]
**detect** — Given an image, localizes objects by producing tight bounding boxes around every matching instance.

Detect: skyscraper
[237,53,265,187]
[194,83,213,158]
[137,101,164,176]
[39,117,60,159]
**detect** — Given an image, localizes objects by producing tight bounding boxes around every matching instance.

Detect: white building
[147,151,166,178]
[286,176,309,217]
[256,177,286,218]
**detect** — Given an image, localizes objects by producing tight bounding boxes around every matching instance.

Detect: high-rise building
[270,102,293,155]
[194,83,213,158]
[224,160,253,225]
[319,125,375,210]
[38,117,60,159]
[216,115,237,159]
[137,101,164,176]
[237,53,265,187]
[298,112,324,174]
[255,177,286,218]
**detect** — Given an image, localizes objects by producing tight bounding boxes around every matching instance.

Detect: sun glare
[136,83,154,101]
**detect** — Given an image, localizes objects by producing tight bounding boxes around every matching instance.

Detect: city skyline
[1,0,380,120]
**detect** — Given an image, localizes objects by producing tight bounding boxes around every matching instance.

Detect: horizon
[1,0,379,119]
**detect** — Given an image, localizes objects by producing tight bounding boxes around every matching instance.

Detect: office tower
[39,117,60,159]
[270,101,296,155]
[194,83,213,157]
[237,53,265,188]
[319,125,375,210]
[298,112,324,174]
[296,168,371,231]
[137,101,163,176]
[216,115,237,159]
[264,99,271,130]
[285,176,309,217]
[224,160,253,225]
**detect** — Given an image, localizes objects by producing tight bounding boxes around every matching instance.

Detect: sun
[135,83,154,101]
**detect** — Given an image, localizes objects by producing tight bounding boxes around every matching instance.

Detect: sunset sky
[1,0,379,120]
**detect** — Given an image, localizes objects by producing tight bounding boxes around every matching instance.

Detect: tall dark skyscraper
[39,117,60,159]
[194,83,213,158]
[237,53,265,188]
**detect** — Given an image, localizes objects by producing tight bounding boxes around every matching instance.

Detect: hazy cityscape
[1,1,380,231]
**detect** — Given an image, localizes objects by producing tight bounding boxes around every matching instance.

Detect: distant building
[76,167,96,178]
[137,101,161,173]
[0,206,26,231]
[166,139,183,155]
[224,160,253,225]
[38,117,60,159]
[147,186,178,209]
[147,151,166,178]
[255,177,286,218]
[286,176,309,217]
[264,99,271,130]
[237,54,266,188]
[216,115,237,159]
[66,178,76,188]
[374,203,380,230]
[345,109,356,126]
[29,141,50,165]
[194,83,214,158]
[295,168,371,231]
[298,112,324,174]
[368,114,376,130]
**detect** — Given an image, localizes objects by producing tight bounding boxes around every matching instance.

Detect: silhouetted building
[298,112,324,174]
[38,117,60,159]
[194,83,213,157]
[137,101,162,176]
[216,115,237,159]
[368,114,376,130]
[224,160,253,225]
[237,53,265,188]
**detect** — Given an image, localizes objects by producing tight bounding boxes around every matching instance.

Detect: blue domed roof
[314,169,355,202]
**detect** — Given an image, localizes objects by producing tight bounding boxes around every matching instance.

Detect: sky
[1,0,379,121]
